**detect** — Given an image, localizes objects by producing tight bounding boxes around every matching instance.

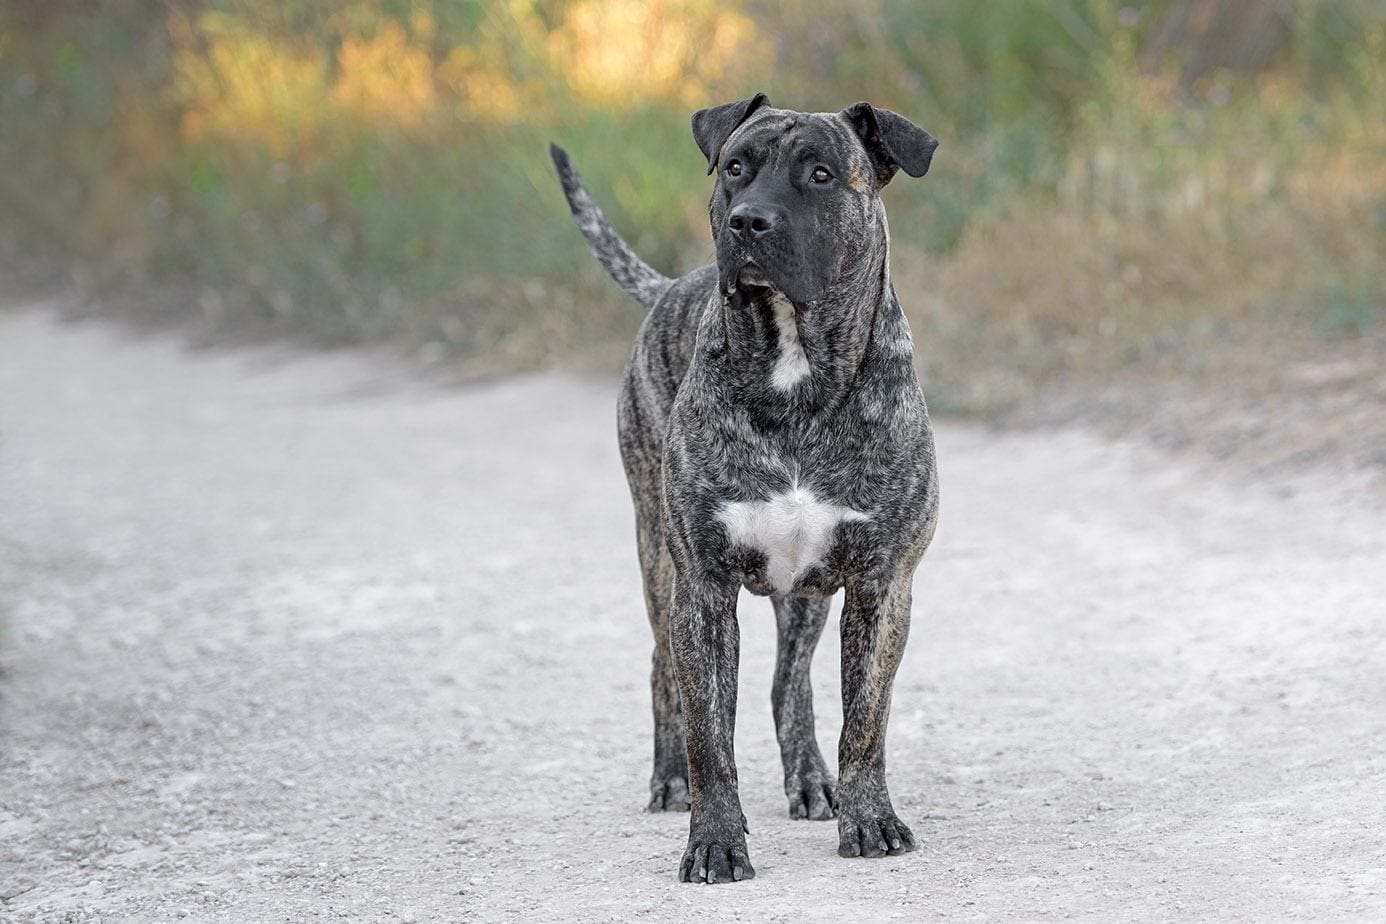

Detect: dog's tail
[549,143,672,311]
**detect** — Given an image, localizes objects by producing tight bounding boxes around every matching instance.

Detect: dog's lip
[737,262,770,282]
[729,271,774,300]
[722,257,770,295]
[721,247,787,296]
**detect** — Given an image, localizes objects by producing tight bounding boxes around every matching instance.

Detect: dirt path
[2,305,1383,922]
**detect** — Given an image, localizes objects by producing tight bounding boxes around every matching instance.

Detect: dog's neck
[716,237,894,410]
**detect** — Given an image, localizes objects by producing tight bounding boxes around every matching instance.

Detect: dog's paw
[786,765,837,820]
[837,808,916,859]
[678,829,755,884]
[647,774,691,812]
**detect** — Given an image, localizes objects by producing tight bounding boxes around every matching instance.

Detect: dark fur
[551,96,940,883]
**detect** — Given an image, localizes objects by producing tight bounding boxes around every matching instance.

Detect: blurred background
[2,8,1385,915]
[1,0,1383,460]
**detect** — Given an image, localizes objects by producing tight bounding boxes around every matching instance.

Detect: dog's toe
[807,781,837,820]
[837,809,917,859]
[648,775,691,812]
[679,839,755,884]
[787,776,837,820]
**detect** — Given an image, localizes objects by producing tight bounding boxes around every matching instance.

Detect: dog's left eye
[811,167,833,184]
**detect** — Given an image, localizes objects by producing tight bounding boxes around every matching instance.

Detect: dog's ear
[691,92,771,175]
[840,102,938,186]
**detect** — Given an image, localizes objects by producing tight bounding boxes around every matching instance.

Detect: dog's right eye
[725,160,743,178]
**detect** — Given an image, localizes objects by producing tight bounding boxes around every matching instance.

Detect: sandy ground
[2,304,1384,922]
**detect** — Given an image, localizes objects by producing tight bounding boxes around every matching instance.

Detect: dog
[550,93,940,883]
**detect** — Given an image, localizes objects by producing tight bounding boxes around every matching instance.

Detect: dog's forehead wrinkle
[730,112,846,164]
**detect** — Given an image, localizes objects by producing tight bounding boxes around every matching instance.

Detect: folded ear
[839,101,939,186]
[691,92,771,175]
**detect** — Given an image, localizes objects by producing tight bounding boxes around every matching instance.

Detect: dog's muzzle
[719,201,788,295]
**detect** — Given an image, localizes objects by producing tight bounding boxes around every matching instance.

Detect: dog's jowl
[551,93,940,883]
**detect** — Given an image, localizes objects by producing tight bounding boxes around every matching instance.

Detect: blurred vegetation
[1,1,1383,406]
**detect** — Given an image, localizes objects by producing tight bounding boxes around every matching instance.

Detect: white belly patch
[716,485,869,594]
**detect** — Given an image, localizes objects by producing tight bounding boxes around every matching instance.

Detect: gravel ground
[2,305,1384,922]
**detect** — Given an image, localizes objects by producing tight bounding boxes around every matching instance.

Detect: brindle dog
[550,93,940,883]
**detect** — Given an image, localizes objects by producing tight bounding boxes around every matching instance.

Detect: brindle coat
[551,94,940,883]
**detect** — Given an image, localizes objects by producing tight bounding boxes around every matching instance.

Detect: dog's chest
[716,482,867,596]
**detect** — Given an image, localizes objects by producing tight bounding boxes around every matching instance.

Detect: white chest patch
[717,485,869,594]
[769,297,810,391]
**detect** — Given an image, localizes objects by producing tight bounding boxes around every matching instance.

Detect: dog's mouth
[738,262,772,288]
[722,259,776,298]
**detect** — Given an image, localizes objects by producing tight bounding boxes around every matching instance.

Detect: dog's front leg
[669,572,753,883]
[836,570,918,859]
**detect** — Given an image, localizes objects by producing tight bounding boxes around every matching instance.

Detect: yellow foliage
[173,10,445,155]
[546,0,757,109]
[334,21,438,129]
[438,35,541,123]
[168,1,760,137]
[444,57,526,122]
[440,0,759,122]
[173,15,332,158]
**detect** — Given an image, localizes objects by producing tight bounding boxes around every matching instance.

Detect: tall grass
[1,1,1382,396]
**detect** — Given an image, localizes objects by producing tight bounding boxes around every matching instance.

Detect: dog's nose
[727,203,779,240]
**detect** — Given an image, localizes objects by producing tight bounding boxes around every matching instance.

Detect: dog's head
[692,94,938,305]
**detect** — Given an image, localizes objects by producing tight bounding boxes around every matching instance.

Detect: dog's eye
[811,167,833,184]
[725,160,743,178]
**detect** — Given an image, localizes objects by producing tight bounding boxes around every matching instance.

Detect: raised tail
[549,143,673,311]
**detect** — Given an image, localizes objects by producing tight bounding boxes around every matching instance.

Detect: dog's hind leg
[771,595,837,820]
[636,506,690,812]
